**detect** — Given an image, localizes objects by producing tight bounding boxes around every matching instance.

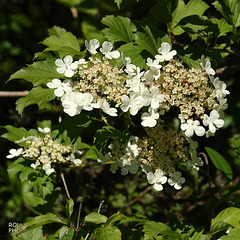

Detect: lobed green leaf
[95,225,121,240]
[16,86,55,115]
[101,15,136,42]
[84,212,108,224]
[8,58,63,86]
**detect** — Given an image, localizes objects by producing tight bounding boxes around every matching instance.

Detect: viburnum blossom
[147,169,167,191]
[6,148,23,159]
[203,110,224,134]
[141,107,159,127]
[85,39,99,55]
[120,92,143,115]
[55,55,78,78]
[155,42,177,62]
[100,41,120,59]
[200,55,215,75]
[38,127,51,134]
[42,163,55,176]
[181,119,205,137]
[47,79,72,97]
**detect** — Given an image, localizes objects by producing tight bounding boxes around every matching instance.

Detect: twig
[0,91,29,97]
[76,200,83,229]
[128,186,152,206]
[97,200,105,213]
[61,173,71,200]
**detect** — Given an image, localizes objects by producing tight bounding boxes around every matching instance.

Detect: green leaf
[20,213,64,234]
[170,0,209,35]
[210,221,232,235]
[219,228,240,240]
[22,192,46,207]
[205,146,233,180]
[210,18,233,37]
[58,226,75,240]
[213,0,240,28]
[84,212,108,224]
[13,226,44,240]
[189,229,206,240]
[96,225,121,240]
[65,198,74,219]
[211,207,240,234]
[7,58,63,86]
[143,221,171,240]
[107,211,147,225]
[41,30,82,58]
[85,147,99,160]
[117,42,147,69]
[101,15,136,42]
[15,86,55,115]
[2,125,36,144]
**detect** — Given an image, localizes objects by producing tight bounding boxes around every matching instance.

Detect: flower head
[55,55,78,78]
[6,148,23,159]
[200,55,215,75]
[85,39,100,55]
[155,42,177,62]
[203,110,224,134]
[147,169,167,191]
[181,119,205,137]
[100,41,120,59]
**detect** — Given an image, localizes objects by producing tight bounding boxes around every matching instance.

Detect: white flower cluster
[6,127,82,176]
[47,39,123,117]
[180,57,229,138]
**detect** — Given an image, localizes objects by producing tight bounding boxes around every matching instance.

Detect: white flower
[125,64,143,78]
[42,163,55,176]
[38,127,51,134]
[47,79,72,97]
[155,42,177,62]
[168,171,185,190]
[119,159,138,175]
[141,107,159,127]
[6,148,23,159]
[100,41,120,59]
[61,92,83,116]
[148,87,164,109]
[125,137,141,158]
[55,55,78,78]
[147,169,167,191]
[75,92,93,111]
[78,58,88,65]
[120,92,143,115]
[31,161,40,169]
[181,119,205,137]
[85,39,99,55]
[213,78,230,100]
[146,58,162,69]
[98,101,117,116]
[200,55,215,75]
[203,110,224,134]
[126,75,141,92]
[67,153,82,166]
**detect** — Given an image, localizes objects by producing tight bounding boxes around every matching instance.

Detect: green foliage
[101,15,137,42]
[41,26,83,58]
[213,0,240,29]
[8,58,62,86]
[205,146,233,180]
[16,87,55,115]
